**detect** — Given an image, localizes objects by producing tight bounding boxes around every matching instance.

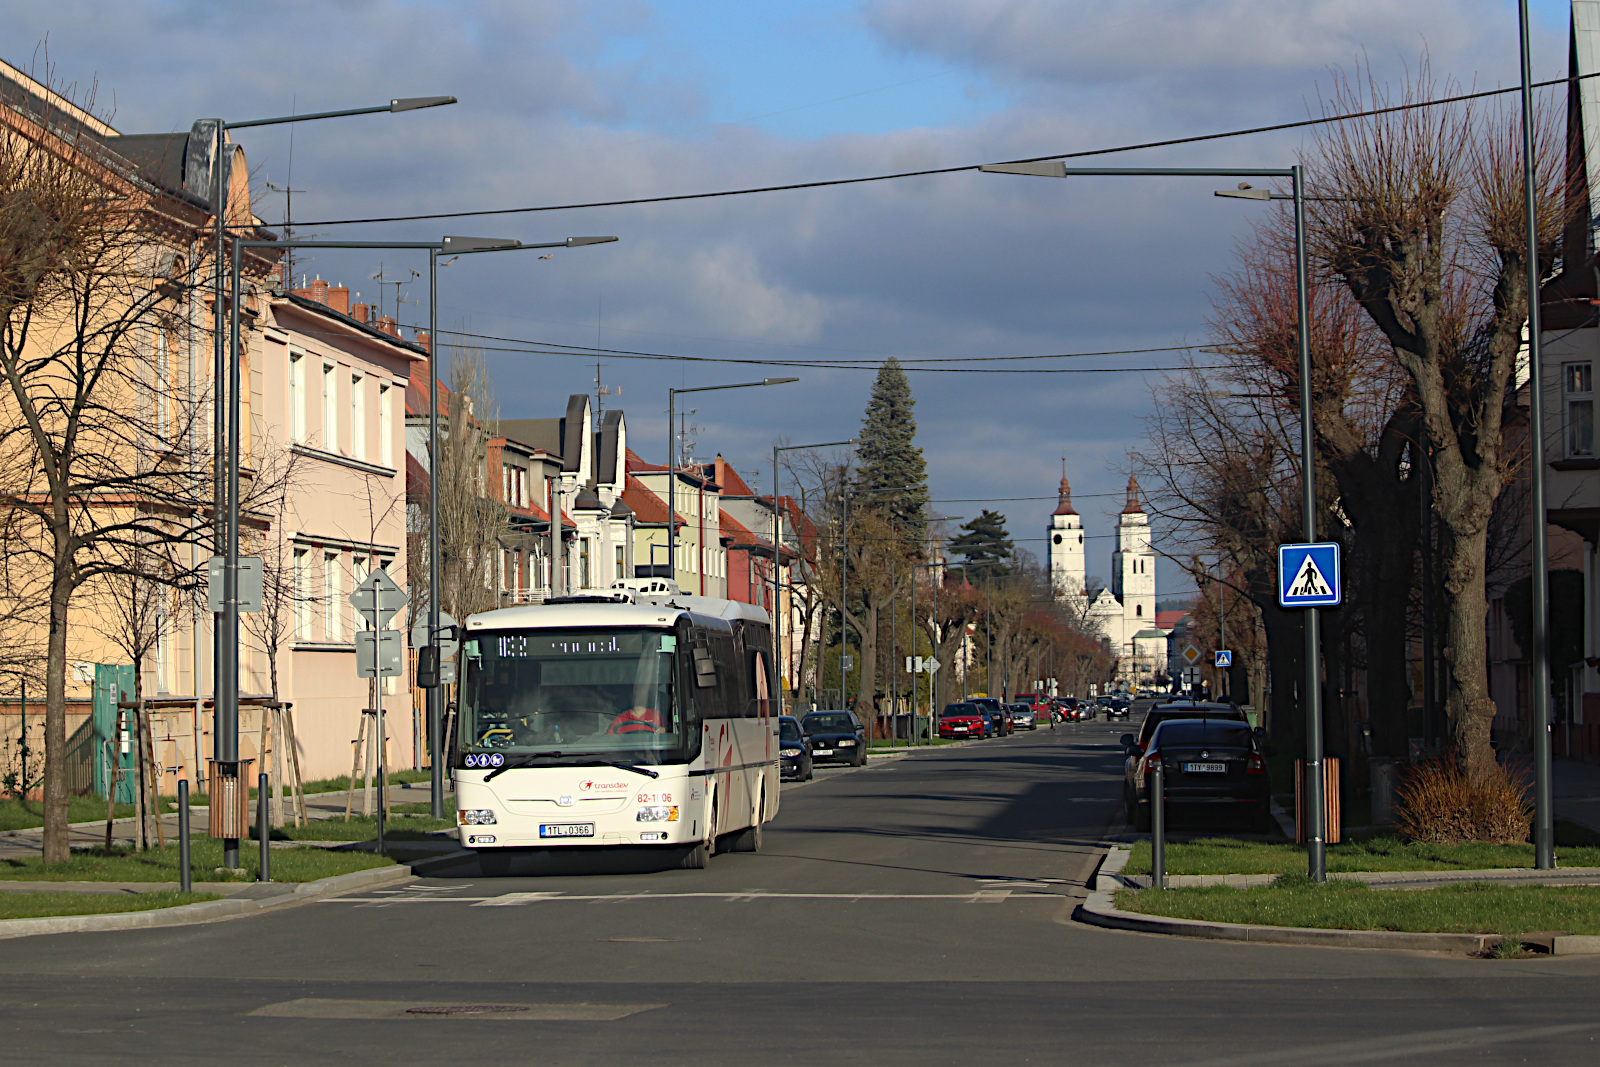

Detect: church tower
[1112,475,1156,631]
[1048,464,1085,600]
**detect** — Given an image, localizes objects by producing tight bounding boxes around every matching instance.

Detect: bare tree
[0,80,220,862]
[1307,63,1567,779]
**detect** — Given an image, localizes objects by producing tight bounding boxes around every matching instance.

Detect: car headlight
[458,809,497,826]
[838,739,856,746]
[636,805,680,823]
[780,748,800,759]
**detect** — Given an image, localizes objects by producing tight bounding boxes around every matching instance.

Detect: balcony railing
[500,587,549,606]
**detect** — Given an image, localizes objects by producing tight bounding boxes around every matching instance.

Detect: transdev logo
[579,780,631,792]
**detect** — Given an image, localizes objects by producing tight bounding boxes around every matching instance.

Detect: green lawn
[0,890,219,921]
[1117,877,1600,937]
[183,769,436,806]
[1122,828,1600,877]
[0,796,160,832]
[393,798,456,817]
[0,839,395,883]
[252,813,455,842]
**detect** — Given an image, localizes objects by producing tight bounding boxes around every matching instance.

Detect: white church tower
[1048,465,1085,600]
[1112,475,1156,632]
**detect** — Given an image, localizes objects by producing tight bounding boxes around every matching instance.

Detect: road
[4,714,1600,1065]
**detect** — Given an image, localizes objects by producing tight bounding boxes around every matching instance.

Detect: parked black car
[1127,701,1248,755]
[967,697,1011,736]
[801,710,867,766]
[778,715,813,781]
[1123,718,1270,831]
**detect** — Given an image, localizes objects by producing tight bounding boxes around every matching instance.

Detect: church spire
[1121,474,1145,515]
[1052,459,1077,516]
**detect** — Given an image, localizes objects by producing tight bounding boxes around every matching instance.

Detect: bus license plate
[540,823,595,838]
[1183,762,1226,774]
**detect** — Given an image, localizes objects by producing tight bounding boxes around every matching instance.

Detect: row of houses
[0,57,820,798]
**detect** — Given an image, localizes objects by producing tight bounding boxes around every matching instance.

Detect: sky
[3,0,1575,597]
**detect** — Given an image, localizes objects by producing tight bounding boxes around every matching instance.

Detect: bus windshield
[460,628,682,760]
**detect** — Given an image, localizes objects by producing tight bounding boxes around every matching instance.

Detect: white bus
[454,581,778,870]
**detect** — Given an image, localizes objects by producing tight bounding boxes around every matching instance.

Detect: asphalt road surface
[5,714,1600,1065]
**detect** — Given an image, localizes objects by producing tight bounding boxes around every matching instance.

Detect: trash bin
[207,759,254,839]
[1369,757,1403,827]
[1294,756,1342,845]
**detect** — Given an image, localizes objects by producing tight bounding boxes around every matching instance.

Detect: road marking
[248,998,666,1021]
[321,889,1054,906]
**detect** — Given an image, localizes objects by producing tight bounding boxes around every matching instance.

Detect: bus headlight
[636,805,679,823]
[459,809,497,825]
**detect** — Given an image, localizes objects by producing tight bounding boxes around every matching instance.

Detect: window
[378,383,392,466]
[580,540,591,588]
[615,544,625,579]
[352,554,370,629]
[1136,604,1143,617]
[293,549,312,640]
[323,551,342,641]
[350,373,365,460]
[289,351,306,442]
[321,363,337,451]
[1566,362,1593,458]
[502,464,527,508]
[152,328,169,441]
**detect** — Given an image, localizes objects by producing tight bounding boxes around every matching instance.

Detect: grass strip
[251,813,454,842]
[0,890,220,921]
[0,838,394,883]
[1117,877,1600,936]
[179,769,436,807]
[1,796,150,832]
[1122,829,1600,876]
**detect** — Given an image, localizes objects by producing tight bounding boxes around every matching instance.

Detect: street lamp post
[982,159,1328,882]
[1517,0,1555,871]
[665,379,798,592]
[909,559,945,745]
[772,440,854,716]
[227,234,616,831]
[203,95,455,868]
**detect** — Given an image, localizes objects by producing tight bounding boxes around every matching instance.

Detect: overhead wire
[289,71,1594,228]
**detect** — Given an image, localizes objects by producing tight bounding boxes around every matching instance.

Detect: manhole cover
[405,1005,528,1016]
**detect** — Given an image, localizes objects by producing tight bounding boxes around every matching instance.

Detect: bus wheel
[727,790,765,853]
[680,801,716,869]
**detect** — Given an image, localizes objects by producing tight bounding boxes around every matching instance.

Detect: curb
[1075,853,1600,956]
[0,859,416,941]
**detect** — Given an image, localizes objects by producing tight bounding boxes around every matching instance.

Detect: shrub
[1395,758,1531,845]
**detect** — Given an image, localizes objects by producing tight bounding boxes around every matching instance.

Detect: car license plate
[539,823,595,838]
[1183,762,1227,774]
[812,748,833,756]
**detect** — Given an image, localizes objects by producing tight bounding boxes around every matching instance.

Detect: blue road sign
[1279,542,1341,607]
[1215,650,1233,668]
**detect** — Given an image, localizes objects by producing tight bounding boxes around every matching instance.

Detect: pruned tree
[0,76,219,863]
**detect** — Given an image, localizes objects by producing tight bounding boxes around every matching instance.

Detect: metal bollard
[178,778,191,894]
[1151,758,1166,891]
[257,772,271,883]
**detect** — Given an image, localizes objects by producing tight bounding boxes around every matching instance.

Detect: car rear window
[1153,722,1252,748]
[779,720,801,742]
[804,713,854,731]
[1137,706,1245,745]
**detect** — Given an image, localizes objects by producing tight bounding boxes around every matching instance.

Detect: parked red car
[939,702,989,740]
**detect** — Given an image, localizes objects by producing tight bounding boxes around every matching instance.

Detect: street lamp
[772,440,855,716]
[665,379,798,592]
[983,158,1326,880]
[200,94,454,868]
[224,234,616,843]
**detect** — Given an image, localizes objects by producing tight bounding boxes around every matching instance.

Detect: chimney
[352,302,370,323]
[377,315,398,337]
[416,331,430,353]
[328,285,350,315]
[713,454,726,490]
[308,277,329,305]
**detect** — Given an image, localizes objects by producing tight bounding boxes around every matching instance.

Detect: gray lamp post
[225,234,617,840]
[771,440,855,716]
[665,379,798,592]
[201,94,454,868]
[983,159,1323,879]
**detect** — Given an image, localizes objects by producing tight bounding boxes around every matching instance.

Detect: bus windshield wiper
[482,751,565,782]
[481,753,660,782]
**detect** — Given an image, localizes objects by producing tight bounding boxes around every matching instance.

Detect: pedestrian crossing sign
[1278,542,1341,607]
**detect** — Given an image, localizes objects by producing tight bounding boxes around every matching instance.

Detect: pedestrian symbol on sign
[1278,542,1341,607]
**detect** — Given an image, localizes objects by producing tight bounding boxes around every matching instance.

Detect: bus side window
[750,651,768,718]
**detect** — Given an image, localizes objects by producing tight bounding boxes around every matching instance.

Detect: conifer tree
[855,357,928,528]
[949,510,1014,576]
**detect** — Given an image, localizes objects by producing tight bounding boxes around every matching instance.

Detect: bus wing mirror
[693,646,717,688]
